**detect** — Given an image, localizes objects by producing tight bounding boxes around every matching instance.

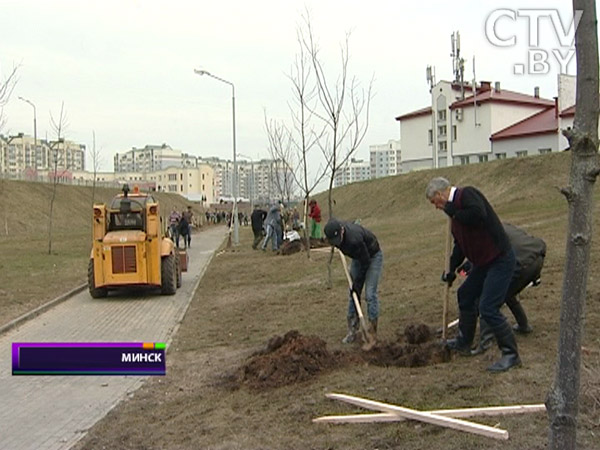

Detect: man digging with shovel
[426,177,521,372]
[324,218,383,349]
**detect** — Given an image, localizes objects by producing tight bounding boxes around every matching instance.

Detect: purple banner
[12,342,166,375]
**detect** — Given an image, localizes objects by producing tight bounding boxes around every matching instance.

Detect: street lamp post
[18,96,37,167]
[194,69,239,245]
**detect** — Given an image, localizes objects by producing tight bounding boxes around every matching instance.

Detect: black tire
[88,259,108,298]
[161,253,177,295]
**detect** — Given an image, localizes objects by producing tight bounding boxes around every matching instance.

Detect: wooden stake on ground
[442,218,452,341]
[320,393,509,441]
[338,250,376,350]
[313,403,546,424]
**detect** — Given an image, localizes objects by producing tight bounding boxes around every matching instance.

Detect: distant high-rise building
[334,158,371,187]
[370,139,401,178]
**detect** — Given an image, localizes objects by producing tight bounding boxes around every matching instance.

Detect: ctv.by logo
[485,9,583,75]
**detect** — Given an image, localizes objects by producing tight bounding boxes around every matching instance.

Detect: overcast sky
[0,0,583,174]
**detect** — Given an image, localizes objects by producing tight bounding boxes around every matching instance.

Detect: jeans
[347,250,383,321]
[457,248,516,328]
[262,224,280,250]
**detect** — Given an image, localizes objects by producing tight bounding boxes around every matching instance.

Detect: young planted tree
[89,130,102,208]
[299,10,373,283]
[264,116,296,204]
[47,102,69,255]
[546,1,599,449]
[0,64,18,236]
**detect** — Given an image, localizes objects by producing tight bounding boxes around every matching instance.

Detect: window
[428,129,433,145]
[452,125,457,141]
[439,141,447,152]
[180,174,183,180]
[460,156,469,165]
[202,173,205,180]
[168,174,177,181]
[438,110,446,121]
[539,148,552,155]
[438,125,447,137]
[496,153,507,160]
[180,184,184,191]
[516,150,528,158]
[478,154,488,163]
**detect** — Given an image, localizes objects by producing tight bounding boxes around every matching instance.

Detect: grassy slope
[74,152,600,450]
[0,179,203,324]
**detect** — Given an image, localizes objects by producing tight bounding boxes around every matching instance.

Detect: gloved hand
[441,271,457,286]
[443,201,456,218]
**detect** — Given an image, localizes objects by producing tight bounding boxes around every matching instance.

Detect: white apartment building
[396,80,556,171]
[0,133,85,179]
[370,139,401,178]
[334,158,371,187]
[114,144,183,173]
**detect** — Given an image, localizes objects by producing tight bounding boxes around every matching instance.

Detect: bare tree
[264,115,296,204]
[0,64,18,132]
[546,2,598,449]
[297,10,373,282]
[47,102,69,255]
[89,130,102,208]
[300,12,373,217]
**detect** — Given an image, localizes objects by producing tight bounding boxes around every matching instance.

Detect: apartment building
[334,158,371,187]
[114,144,183,173]
[370,139,401,178]
[0,133,85,179]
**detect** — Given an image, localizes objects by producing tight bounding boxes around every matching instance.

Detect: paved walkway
[0,226,227,450]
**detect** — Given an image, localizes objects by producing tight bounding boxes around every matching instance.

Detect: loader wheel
[88,259,108,298]
[161,254,177,295]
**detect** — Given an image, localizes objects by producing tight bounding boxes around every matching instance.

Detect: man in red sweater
[308,199,322,239]
[426,177,520,372]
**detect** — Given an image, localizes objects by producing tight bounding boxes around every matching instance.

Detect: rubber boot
[471,318,495,355]
[446,311,477,356]
[367,318,378,340]
[507,297,533,334]
[342,317,359,344]
[487,321,522,372]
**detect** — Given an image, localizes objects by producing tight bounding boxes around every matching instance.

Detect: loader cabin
[93,184,161,240]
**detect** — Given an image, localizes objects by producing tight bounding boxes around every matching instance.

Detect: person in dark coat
[426,176,520,372]
[250,205,267,250]
[469,223,546,354]
[324,218,383,344]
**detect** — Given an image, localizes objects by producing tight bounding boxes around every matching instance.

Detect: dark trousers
[457,249,516,328]
[252,230,263,249]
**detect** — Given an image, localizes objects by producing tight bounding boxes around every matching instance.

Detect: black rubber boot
[487,321,522,372]
[446,311,477,356]
[507,297,533,334]
[471,318,495,355]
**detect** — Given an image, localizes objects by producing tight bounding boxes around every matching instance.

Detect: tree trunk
[547,2,599,448]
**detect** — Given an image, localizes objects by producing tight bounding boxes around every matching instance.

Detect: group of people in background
[168,206,195,249]
[249,199,323,253]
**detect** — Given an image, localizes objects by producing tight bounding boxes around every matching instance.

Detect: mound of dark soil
[364,324,451,367]
[239,330,346,389]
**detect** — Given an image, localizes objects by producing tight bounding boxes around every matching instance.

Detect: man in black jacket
[426,177,520,372]
[324,218,383,344]
[250,205,267,250]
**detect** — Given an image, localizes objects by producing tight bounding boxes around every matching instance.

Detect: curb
[0,283,87,336]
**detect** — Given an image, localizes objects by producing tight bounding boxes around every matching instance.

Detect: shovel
[338,250,377,351]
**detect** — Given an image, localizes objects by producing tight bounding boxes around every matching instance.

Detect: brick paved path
[0,226,227,450]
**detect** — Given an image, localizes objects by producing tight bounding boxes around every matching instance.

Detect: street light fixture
[18,96,37,165]
[194,68,239,245]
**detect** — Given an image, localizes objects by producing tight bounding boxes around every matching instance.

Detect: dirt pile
[239,330,347,389]
[364,324,451,368]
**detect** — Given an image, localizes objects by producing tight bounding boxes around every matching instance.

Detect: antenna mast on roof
[472,56,480,127]
[451,31,465,100]
[426,65,436,93]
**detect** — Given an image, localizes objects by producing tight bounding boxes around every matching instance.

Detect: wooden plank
[313,404,546,424]
[323,393,509,440]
